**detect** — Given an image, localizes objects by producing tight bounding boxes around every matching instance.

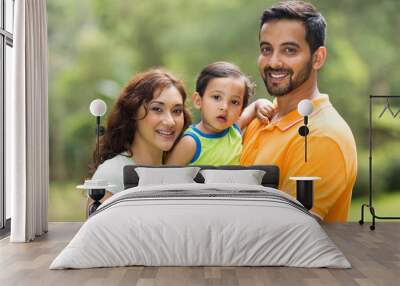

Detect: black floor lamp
[359,95,400,230]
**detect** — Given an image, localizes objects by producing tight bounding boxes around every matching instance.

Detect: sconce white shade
[89,99,107,117]
[297,99,313,116]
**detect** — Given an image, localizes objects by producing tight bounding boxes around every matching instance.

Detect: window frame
[0,0,14,234]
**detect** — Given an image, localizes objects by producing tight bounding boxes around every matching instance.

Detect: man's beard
[262,60,313,97]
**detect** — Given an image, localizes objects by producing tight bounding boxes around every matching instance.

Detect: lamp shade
[89,99,107,117]
[297,99,313,117]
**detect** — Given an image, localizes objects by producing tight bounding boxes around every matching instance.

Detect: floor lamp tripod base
[359,203,399,231]
[359,204,376,230]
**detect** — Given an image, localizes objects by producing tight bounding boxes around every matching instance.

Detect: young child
[166,61,275,166]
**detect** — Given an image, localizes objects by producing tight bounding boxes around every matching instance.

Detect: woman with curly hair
[90,69,191,202]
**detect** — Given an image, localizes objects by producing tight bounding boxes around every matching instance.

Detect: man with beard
[240,1,357,222]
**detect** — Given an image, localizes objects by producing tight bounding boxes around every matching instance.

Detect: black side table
[87,188,106,216]
[289,176,320,210]
[77,180,115,216]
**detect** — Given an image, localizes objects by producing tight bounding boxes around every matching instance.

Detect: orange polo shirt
[241,94,357,222]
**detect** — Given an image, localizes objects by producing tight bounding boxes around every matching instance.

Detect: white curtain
[8,0,49,242]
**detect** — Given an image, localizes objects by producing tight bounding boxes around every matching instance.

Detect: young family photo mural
[3,0,400,283]
[46,0,400,226]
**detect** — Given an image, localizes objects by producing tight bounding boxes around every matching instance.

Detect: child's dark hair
[195,61,255,109]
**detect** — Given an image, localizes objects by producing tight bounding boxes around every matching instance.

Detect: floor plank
[0,222,399,286]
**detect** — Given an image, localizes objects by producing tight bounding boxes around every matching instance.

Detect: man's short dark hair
[260,1,326,54]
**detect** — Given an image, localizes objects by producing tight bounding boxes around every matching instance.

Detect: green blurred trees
[47,0,400,197]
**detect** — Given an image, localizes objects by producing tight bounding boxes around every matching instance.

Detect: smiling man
[240,1,357,222]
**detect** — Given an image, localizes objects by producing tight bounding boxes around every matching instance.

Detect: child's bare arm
[237,99,276,129]
[166,136,197,165]
[255,98,276,123]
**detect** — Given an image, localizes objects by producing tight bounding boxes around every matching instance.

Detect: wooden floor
[0,222,399,286]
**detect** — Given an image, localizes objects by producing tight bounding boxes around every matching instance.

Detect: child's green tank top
[183,124,242,166]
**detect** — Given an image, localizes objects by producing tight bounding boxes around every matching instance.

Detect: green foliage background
[47,0,400,220]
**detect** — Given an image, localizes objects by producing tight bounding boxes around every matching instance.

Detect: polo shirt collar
[269,94,332,131]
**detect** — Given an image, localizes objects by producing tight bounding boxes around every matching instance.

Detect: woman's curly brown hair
[90,69,192,173]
